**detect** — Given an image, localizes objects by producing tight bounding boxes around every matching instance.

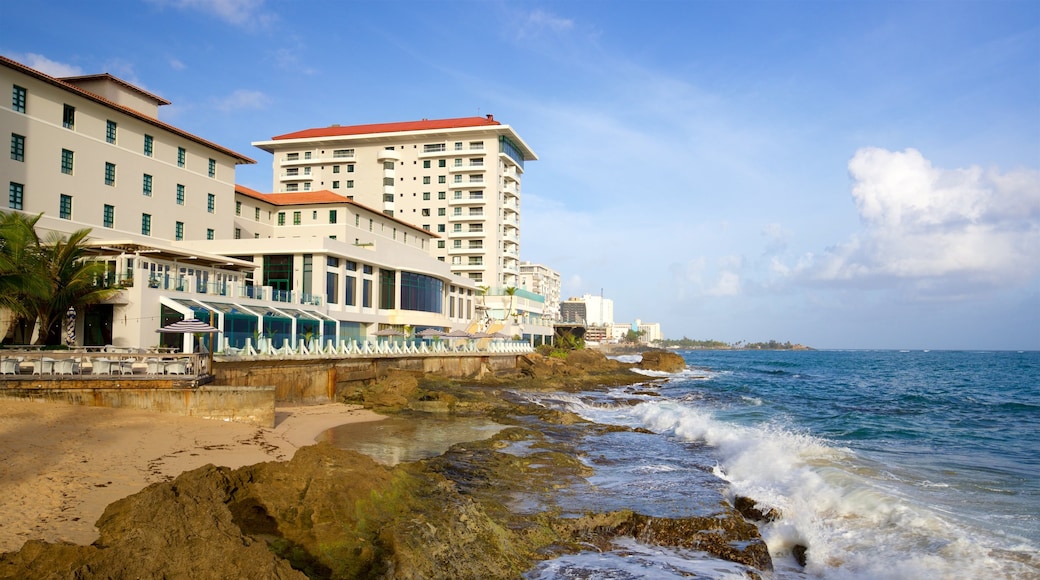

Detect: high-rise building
[252,115,537,288]
[518,262,561,323]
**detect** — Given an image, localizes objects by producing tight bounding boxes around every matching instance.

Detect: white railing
[219,337,533,358]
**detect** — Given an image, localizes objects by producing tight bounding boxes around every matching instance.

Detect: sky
[3,0,1038,350]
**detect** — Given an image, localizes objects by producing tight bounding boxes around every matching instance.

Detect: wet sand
[0,399,383,552]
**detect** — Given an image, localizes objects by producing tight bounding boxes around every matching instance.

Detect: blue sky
[4,0,1038,349]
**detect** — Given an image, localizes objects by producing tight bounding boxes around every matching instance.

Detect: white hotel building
[0,55,494,350]
[251,116,537,289]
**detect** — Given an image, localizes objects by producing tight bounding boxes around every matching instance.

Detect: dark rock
[734,495,782,523]
[638,350,686,373]
[793,543,808,567]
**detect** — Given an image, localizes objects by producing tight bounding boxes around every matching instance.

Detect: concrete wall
[214,354,519,404]
[0,385,275,427]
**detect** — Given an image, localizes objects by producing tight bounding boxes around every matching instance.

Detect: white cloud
[150,0,274,28]
[10,53,82,77]
[795,147,1040,295]
[517,9,574,39]
[169,58,186,71]
[706,271,742,297]
[210,89,270,112]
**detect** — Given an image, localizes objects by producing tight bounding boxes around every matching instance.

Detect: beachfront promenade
[0,339,533,382]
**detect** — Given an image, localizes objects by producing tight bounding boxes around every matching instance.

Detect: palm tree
[29,228,118,345]
[0,212,44,343]
[504,286,518,322]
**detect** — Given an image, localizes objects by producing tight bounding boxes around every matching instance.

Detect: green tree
[30,228,118,345]
[0,212,45,343]
[504,286,517,321]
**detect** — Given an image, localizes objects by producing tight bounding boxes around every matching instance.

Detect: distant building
[518,261,560,323]
[251,115,538,289]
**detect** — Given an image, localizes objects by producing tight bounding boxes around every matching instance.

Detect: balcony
[376,149,400,162]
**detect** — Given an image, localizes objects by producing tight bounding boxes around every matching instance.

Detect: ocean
[521,349,1040,579]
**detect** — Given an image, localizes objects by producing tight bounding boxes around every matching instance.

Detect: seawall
[0,385,275,427]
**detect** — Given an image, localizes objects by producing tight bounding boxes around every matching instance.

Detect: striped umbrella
[156,319,220,334]
[64,306,76,346]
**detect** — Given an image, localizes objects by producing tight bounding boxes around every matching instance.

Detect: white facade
[577,294,614,326]
[518,261,561,323]
[1,55,491,350]
[251,116,537,289]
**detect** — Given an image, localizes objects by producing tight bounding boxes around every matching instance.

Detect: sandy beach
[0,399,384,553]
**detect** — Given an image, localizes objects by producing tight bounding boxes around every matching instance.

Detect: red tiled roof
[272,115,502,140]
[0,55,255,164]
[234,185,438,237]
[235,186,351,206]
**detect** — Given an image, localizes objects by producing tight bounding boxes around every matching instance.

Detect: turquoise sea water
[524,350,1040,579]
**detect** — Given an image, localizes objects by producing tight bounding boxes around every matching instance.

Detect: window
[176,184,185,204]
[143,135,153,156]
[235,200,242,215]
[234,227,241,239]
[208,158,216,178]
[312,210,318,219]
[286,184,299,192]
[438,159,446,168]
[57,149,74,174]
[106,120,117,143]
[333,148,353,158]
[332,165,340,174]
[304,152,311,160]
[175,221,184,241]
[437,224,446,233]
[362,279,372,308]
[453,175,463,184]
[11,85,26,113]
[453,224,462,233]
[286,152,299,161]
[142,174,152,196]
[255,207,261,220]
[59,194,72,219]
[470,141,484,150]
[141,213,151,236]
[104,162,116,186]
[453,207,462,217]
[206,228,214,240]
[438,191,446,200]
[421,209,430,217]
[62,149,75,174]
[453,240,462,249]
[468,257,483,266]
[277,212,285,226]
[346,260,357,271]
[454,141,463,151]
[344,275,356,306]
[332,180,340,189]
[423,143,446,153]
[437,208,446,216]
[422,176,431,185]
[177,147,185,167]
[103,204,114,228]
[454,158,462,167]
[346,180,354,189]
[383,194,394,203]
[207,193,215,213]
[329,210,337,224]
[9,182,24,210]
[10,134,25,161]
[437,240,445,249]
[438,175,446,184]
[422,192,430,200]
[347,164,354,173]
[293,211,301,225]
[62,104,75,129]
[382,177,394,187]
[303,183,311,191]
[423,160,430,169]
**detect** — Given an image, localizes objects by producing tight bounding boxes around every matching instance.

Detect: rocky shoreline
[0,350,778,579]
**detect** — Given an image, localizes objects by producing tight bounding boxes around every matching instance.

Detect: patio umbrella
[443,330,472,338]
[373,328,404,336]
[156,319,220,334]
[156,318,219,375]
[64,306,76,346]
[489,332,511,339]
[417,328,446,338]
